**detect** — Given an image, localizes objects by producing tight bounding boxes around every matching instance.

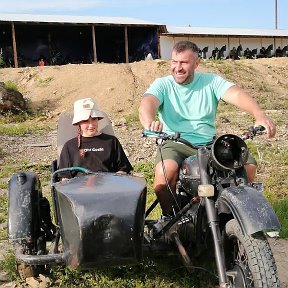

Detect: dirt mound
[1,57,286,121]
[0,60,171,119]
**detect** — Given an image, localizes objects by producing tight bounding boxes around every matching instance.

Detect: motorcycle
[7,125,280,287]
[142,126,280,287]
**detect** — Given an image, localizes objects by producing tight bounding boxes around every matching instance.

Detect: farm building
[0,14,166,67]
[160,26,288,60]
[1,13,288,67]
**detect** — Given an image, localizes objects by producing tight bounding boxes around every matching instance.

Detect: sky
[1,0,288,30]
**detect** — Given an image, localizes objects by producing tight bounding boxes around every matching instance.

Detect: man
[139,41,276,216]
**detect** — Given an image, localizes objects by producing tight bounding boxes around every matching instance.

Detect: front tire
[225,219,279,288]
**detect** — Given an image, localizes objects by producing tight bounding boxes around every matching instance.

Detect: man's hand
[147,120,163,132]
[254,112,276,138]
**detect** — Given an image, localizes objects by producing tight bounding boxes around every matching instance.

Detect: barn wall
[160,35,288,60]
[0,21,160,67]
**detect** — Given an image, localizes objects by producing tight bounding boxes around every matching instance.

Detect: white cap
[72,98,105,125]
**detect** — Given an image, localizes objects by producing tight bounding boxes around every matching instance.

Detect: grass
[49,258,217,287]
[4,80,18,92]
[0,251,17,281]
[272,199,288,238]
[36,76,54,87]
[0,59,288,286]
[0,113,54,136]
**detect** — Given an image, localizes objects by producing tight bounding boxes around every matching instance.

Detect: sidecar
[7,112,147,278]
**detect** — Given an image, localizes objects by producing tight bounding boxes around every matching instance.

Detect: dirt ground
[1,57,288,287]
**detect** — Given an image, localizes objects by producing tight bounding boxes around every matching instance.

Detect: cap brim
[72,109,105,125]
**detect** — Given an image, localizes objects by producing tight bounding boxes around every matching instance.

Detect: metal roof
[165,26,288,37]
[0,13,164,27]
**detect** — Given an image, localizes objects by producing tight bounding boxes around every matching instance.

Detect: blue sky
[1,0,288,30]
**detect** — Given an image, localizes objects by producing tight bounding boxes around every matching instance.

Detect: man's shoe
[151,215,172,236]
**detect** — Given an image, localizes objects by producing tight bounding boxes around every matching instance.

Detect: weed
[0,251,17,281]
[272,198,288,238]
[36,76,54,87]
[4,80,18,92]
[123,112,140,125]
[0,120,53,136]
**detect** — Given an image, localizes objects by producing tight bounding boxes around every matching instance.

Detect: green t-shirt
[145,73,234,145]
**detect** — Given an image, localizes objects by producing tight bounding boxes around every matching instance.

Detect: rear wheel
[225,219,279,288]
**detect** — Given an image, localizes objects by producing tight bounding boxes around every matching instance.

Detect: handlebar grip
[254,125,265,132]
[142,130,162,137]
[52,167,92,182]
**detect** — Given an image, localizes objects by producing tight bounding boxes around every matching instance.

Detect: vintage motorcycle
[8,125,280,287]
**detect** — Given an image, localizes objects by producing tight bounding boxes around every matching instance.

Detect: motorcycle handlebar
[142,130,180,140]
[241,125,265,140]
[142,130,206,149]
[143,125,265,146]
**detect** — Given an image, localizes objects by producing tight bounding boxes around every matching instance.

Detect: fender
[218,185,280,236]
[8,172,41,243]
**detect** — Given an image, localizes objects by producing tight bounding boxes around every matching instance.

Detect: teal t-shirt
[144,73,234,145]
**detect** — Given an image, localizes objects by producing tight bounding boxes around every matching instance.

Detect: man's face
[170,49,200,84]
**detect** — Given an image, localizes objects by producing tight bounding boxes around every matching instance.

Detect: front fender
[218,186,280,236]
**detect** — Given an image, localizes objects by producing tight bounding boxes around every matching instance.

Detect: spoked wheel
[225,219,280,288]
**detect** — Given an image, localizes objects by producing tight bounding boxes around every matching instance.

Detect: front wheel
[225,219,280,288]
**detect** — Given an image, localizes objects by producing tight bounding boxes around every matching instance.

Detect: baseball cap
[72,98,105,125]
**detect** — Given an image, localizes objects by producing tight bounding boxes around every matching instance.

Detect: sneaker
[151,215,172,236]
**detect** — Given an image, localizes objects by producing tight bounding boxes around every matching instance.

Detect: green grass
[0,251,17,281]
[0,195,8,240]
[49,258,217,287]
[0,115,54,136]
[133,161,161,219]
[272,199,288,238]
[4,80,18,92]
[36,76,54,87]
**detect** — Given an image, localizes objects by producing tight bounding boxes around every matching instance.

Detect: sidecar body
[54,172,147,268]
[8,111,147,273]
[9,171,147,269]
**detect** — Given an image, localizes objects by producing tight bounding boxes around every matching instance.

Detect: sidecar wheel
[225,219,280,288]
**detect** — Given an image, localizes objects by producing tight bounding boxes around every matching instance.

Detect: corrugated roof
[0,13,164,26]
[165,26,288,37]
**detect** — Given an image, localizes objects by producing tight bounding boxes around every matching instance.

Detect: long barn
[0,14,166,67]
[161,26,288,60]
[1,14,288,67]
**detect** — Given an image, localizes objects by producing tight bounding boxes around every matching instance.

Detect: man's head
[171,41,200,84]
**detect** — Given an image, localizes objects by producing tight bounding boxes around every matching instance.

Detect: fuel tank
[53,172,147,269]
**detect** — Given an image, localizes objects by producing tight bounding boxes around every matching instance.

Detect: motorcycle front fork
[198,147,230,287]
[204,197,230,287]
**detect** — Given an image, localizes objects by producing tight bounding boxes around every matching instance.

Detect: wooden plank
[92,24,97,63]
[11,22,18,68]
[124,26,129,63]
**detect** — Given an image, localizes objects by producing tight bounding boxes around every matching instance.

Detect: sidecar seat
[53,111,114,171]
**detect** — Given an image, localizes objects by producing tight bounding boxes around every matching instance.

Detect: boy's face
[79,117,99,137]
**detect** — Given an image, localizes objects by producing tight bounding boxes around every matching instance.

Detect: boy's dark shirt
[58,133,133,177]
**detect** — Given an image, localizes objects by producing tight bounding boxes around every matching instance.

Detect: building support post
[11,22,18,68]
[92,24,97,63]
[124,26,129,63]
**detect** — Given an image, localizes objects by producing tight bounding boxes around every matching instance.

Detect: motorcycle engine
[179,155,200,196]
